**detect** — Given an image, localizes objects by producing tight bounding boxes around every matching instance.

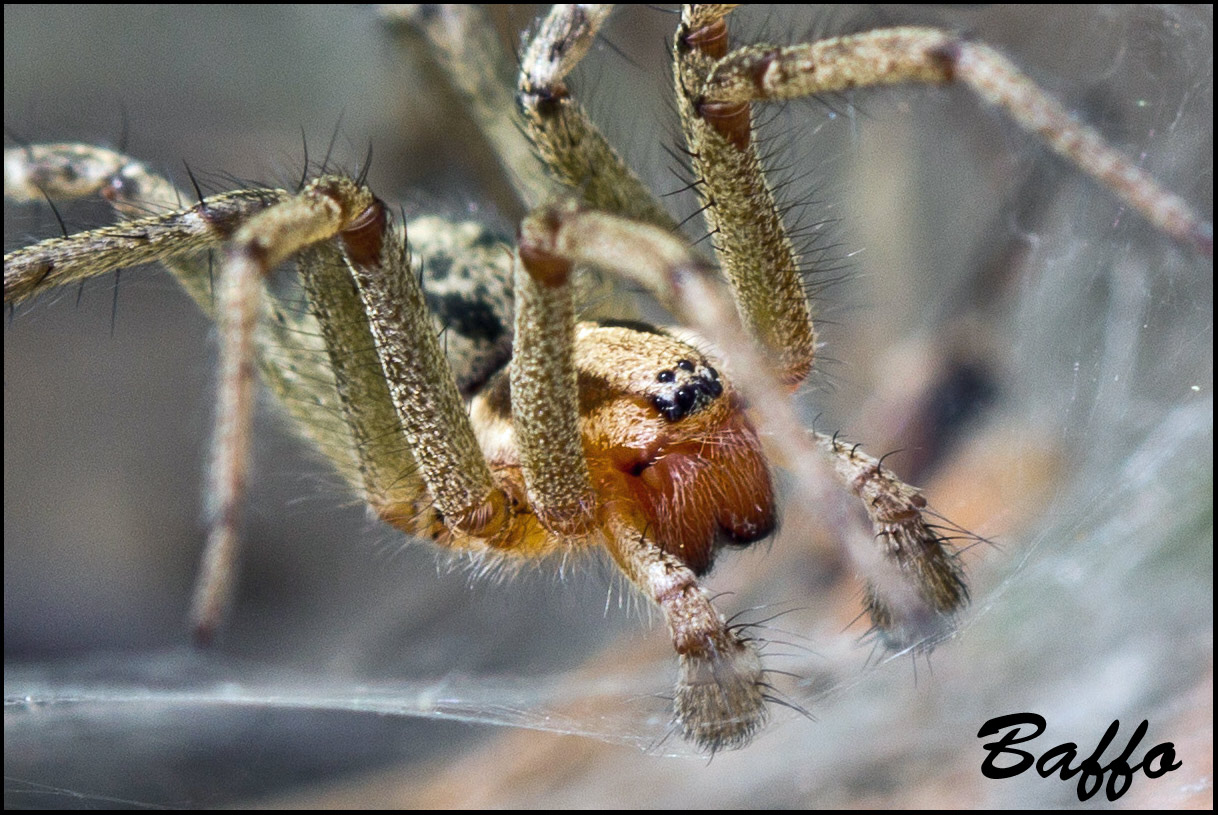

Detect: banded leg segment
[511,207,596,535]
[335,198,509,541]
[699,26,1213,255]
[675,5,817,386]
[4,145,285,307]
[195,176,384,639]
[603,507,767,752]
[517,4,677,229]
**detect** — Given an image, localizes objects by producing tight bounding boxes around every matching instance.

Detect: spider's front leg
[342,195,778,749]
[688,9,1212,255]
[509,202,781,750]
[510,3,970,686]
[522,208,772,751]
[604,511,769,752]
[674,5,970,646]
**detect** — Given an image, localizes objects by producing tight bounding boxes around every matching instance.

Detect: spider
[4,5,1212,761]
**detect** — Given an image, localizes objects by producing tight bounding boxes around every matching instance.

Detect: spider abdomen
[406,216,516,398]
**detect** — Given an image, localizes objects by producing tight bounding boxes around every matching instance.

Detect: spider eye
[675,385,696,414]
[649,366,725,422]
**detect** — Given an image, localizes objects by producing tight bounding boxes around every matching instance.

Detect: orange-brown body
[391,322,775,573]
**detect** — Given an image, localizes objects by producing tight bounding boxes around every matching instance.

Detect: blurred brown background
[5,5,1212,808]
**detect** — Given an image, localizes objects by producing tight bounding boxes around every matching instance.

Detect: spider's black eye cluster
[650,359,723,422]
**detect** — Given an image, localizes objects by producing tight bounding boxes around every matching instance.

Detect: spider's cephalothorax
[458,320,776,576]
[4,5,1210,752]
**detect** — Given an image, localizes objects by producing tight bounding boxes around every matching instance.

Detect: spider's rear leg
[381,4,552,212]
[4,145,406,528]
[3,145,400,637]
